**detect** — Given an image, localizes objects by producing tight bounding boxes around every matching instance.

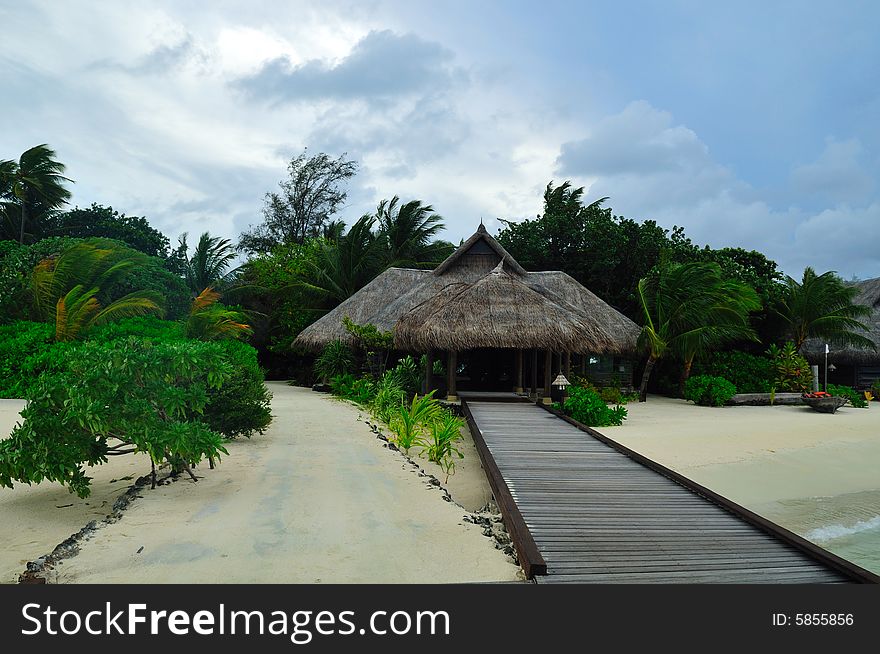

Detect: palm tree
[177,232,238,294]
[774,267,874,352]
[375,196,448,268]
[0,144,73,243]
[184,287,252,341]
[636,261,761,402]
[30,240,164,341]
[295,214,383,305]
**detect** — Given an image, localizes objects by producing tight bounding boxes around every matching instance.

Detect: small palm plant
[184,287,252,341]
[423,411,465,482]
[371,373,406,423]
[30,240,163,341]
[314,340,355,382]
[389,391,442,454]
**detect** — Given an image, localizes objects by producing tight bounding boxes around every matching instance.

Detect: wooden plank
[535,403,879,584]
[460,400,547,577]
[464,401,872,585]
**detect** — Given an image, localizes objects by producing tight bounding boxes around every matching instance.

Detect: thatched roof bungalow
[295,224,640,401]
[802,276,880,389]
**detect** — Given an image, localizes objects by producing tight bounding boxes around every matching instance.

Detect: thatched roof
[293,224,641,353]
[293,268,430,351]
[394,262,624,352]
[432,223,526,277]
[802,276,880,364]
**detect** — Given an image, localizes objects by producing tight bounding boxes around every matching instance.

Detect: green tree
[177,232,238,294]
[374,196,451,268]
[496,181,698,315]
[773,267,875,351]
[239,150,358,254]
[30,239,164,341]
[0,144,73,243]
[0,338,231,497]
[42,203,171,257]
[295,215,384,304]
[236,239,325,356]
[636,261,760,402]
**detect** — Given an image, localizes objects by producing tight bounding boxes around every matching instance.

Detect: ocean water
[761,489,880,576]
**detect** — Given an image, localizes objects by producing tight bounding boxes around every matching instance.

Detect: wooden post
[564,351,571,378]
[514,349,523,394]
[580,353,586,375]
[424,350,434,395]
[543,349,553,404]
[447,350,458,402]
[531,349,538,398]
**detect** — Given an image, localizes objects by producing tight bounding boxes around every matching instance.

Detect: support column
[531,349,538,398]
[424,350,434,395]
[580,353,586,375]
[514,349,524,394]
[446,350,458,402]
[543,349,553,404]
[564,351,571,378]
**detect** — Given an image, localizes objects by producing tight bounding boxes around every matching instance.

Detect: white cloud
[790,138,874,204]
[3,2,879,282]
[556,101,880,278]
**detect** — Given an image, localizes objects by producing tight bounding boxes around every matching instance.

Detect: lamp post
[824,344,829,391]
[552,373,571,406]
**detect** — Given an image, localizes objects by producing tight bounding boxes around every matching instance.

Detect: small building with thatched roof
[802,276,880,389]
[294,224,640,401]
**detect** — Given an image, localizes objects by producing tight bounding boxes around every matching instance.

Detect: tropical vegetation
[635,261,760,401]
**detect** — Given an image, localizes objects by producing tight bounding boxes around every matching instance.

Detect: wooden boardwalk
[464,401,874,584]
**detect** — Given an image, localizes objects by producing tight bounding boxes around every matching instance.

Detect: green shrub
[0,238,80,324]
[826,384,867,408]
[422,411,465,482]
[203,340,273,437]
[389,391,443,454]
[767,342,813,392]
[0,338,231,498]
[315,340,355,381]
[88,316,185,342]
[329,373,375,405]
[692,351,774,393]
[562,386,627,426]
[89,317,269,437]
[0,321,56,398]
[599,386,622,405]
[371,373,406,423]
[871,379,880,399]
[385,355,422,397]
[683,375,737,407]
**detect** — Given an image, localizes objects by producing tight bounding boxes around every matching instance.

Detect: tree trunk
[638,356,657,403]
[19,201,28,244]
[679,357,694,397]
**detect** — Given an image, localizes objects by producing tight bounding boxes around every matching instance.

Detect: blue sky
[2,0,878,278]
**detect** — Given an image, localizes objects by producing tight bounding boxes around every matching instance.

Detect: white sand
[0,399,155,584]
[603,396,880,507]
[33,384,518,583]
[364,414,493,512]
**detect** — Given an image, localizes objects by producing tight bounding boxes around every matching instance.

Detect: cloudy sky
[2,0,878,278]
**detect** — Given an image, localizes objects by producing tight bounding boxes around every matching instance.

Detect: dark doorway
[456,349,515,391]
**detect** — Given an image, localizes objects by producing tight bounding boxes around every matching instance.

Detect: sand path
[39,383,518,583]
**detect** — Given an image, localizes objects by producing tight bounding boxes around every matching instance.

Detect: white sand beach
[604,396,880,573]
[0,399,155,584]
[0,384,518,584]
[603,396,880,504]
